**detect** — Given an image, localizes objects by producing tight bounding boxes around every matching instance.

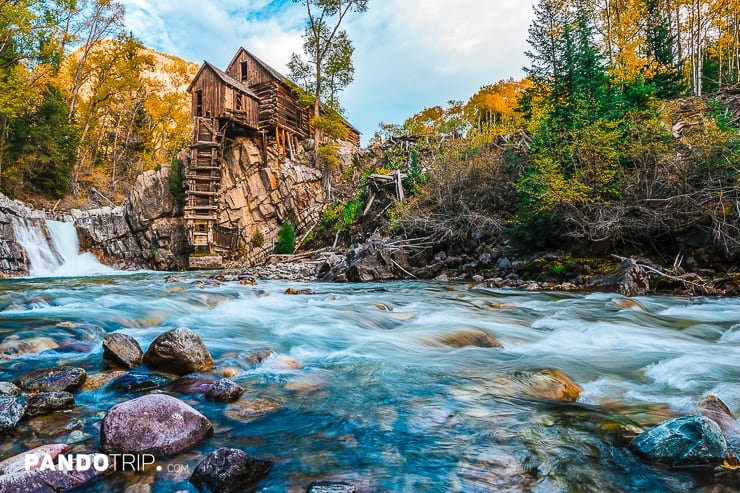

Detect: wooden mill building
[184,47,360,265]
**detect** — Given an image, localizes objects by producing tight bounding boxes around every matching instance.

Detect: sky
[120,0,534,144]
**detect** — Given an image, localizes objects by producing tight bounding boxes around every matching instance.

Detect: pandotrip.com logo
[24,453,189,474]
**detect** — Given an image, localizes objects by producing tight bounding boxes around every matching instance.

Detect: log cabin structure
[184,47,360,267]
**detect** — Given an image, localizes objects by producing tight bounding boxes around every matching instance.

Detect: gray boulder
[101,394,212,456]
[189,448,272,493]
[102,332,143,369]
[25,392,75,416]
[14,366,86,393]
[143,327,214,374]
[205,379,244,403]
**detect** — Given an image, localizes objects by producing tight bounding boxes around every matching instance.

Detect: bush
[250,230,265,248]
[276,221,295,254]
[168,157,186,206]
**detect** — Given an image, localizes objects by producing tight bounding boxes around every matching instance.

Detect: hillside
[1,38,199,209]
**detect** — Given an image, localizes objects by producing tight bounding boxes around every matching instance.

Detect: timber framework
[184,47,360,268]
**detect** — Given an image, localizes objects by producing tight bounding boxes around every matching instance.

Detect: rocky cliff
[0,195,46,276]
[215,136,330,264]
[72,164,186,271]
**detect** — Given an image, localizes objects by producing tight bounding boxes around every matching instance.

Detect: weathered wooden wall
[190,68,225,120]
[252,81,310,138]
[226,50,275,87]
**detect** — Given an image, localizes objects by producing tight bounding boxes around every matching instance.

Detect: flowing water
[11,218,113,277]
[0,222,739,492]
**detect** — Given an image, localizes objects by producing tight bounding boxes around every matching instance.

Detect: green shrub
[277,221,295,254]
[168,157,186,206]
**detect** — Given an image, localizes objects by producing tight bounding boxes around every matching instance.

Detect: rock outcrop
[215,136,327,265]
[0,194,46,276]
[72,164,186,270]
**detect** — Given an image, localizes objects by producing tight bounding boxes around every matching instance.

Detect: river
[0,221,738,491]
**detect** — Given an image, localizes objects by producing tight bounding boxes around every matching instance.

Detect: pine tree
[7,86,78,198]
[644,0,685,99]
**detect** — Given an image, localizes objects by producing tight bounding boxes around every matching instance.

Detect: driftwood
[610,254,722,296]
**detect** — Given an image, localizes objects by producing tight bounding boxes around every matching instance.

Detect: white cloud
[119,0,534,143]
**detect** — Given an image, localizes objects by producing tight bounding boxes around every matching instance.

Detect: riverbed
[1,271,738,492]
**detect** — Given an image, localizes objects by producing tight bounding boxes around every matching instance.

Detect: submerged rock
[166,376,217,395]
[224,400,280,422]
[437,329,503,349]
[101,394,212,455]
[0,395,27,433]
[25,391,75,416]
[306,481,357,493]
[519,369,582,402]
[80,371,129,391]
[0,444,70,474]
[143,327,214,374]
[14,366,86,393]
[632,415,728,466]
[189,448,272,493]
[0,336,59,359]
[107,373,170,394]
[205,379,244,403]
[102,332,143,369]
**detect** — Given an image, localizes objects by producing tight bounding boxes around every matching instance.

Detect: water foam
[12,218,113,277]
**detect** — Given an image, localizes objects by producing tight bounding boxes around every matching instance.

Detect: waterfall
[11,218,113,277]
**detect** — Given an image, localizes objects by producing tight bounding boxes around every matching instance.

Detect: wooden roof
[187,61,260,99]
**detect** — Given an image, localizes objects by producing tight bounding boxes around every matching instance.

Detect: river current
[1,269,738,492]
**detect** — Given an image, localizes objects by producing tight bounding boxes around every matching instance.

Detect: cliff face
[0,195,45,276]
[215,136,328,264]
[73,164,186,271]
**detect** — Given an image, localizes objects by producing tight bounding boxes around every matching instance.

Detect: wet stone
[143,327,214,375]
[25,391,75,416]
[632,415,728,466]
[166,376,217,395]
[80,371,128,391]
[437,329,503,349]
[107,373,170,394]
[0,336,59,359]
[0,455,105,491]
[0,395,27,433]
[103,332,143,369]
[224,400,280,422]
[698,395,740,449]
[0,444,70,474]
[0,382,21,396]
[101,394,213,456]
[205,379,244,403]
[189,447,272,493]
[26,413,83,437]
[14,366,86,393]
[520,369,582,402]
